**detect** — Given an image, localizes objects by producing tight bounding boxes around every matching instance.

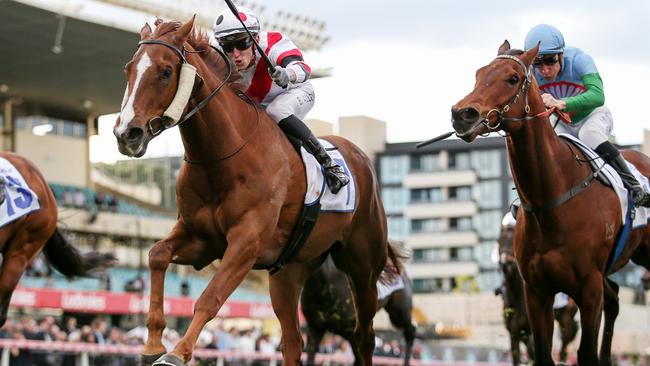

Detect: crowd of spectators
[0,315,422,366]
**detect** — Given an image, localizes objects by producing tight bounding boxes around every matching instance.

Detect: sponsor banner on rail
[10,287,274,318]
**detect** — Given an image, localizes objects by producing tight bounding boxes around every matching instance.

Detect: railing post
[216,356,224,366]
[269,357,277,366]
[80,351,89,366]
[1,347,9,366]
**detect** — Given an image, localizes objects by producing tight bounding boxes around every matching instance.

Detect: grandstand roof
[1,1,138,122]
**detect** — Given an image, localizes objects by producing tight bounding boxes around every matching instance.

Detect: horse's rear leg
[269,264,312,366]
[598,278,619,366]
[333,249,384,366]
[305,326,325,366]
[0,243,33,326]
[524,284,555,366]
[385,295,415,366]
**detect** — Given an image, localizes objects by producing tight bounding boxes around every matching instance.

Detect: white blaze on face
[115,52,152,135]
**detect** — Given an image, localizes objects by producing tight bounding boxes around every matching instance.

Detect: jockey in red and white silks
[213,6,349,194]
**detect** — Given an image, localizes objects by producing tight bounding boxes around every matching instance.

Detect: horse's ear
[140,23,152,40]
[173,15,196,45]
[154,17,164,27]
[497,40,511,55]
[521,41,540,67]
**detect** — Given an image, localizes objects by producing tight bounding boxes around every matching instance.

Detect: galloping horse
[450,41,650,365]
[0,152,115,326]
[302,242,415,366]
[497,222,578,365]
[113,18,393,366]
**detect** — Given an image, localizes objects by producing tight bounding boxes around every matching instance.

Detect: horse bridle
[137,39,232,137]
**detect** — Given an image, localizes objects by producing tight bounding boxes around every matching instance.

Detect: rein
[138,39,260,163]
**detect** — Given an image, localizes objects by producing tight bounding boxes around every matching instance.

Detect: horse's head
[114,17,197,157]
[451,40,539,142]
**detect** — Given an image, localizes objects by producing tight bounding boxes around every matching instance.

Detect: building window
[449,186,472,201]
[473,210,502,240]
[450,247,473,261]
[380,155,410,184]
[382,187,409,214]
[413,278,448,293]
[410,187,443,204]
[387,216,409,241]
[449,216,472,231]
[411,218,444,233]
[413,248,448,262]
[410,153,440,172]
[471,149,502,178]
[473,180,502,209]
[449,151,471,170]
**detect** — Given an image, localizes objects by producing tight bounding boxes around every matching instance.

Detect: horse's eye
[508,75,519,85]
[161,67,173,79]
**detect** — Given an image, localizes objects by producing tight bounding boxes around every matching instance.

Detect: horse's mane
[151,18,245,89]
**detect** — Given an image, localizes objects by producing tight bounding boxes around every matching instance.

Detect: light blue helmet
[524,24,565,55]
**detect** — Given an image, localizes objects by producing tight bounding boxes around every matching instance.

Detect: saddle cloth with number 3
[0,157,41,228]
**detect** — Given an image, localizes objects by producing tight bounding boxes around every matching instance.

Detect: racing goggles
[219,37,254,53]
[533,54,560,68]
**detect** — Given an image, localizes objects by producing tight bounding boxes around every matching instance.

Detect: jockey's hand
[541,93,567,110]
[271,66,292,87]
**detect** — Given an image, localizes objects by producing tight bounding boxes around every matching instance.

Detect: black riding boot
[279,115,350,194]
[596,141,650,208]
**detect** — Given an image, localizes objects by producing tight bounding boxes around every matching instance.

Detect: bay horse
[497,222,578,365]
[302,242,415,366]
[0,152,115,326]
[450,41,650,365]
[113,18,393,366]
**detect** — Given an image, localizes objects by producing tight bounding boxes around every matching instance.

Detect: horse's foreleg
[142,240,174,362]
[524,284,555,366]
[269,264,311,366]
[598,278,619,366]
[168,223,262,363]
[575,273,604,366]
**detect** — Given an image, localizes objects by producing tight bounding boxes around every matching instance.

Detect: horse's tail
[380,240,410,284]
[43,228,117,278]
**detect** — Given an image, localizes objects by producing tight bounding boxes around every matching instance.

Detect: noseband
[137,39,232,137]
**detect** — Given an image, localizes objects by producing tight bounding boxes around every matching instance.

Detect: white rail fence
[0,339,508,366]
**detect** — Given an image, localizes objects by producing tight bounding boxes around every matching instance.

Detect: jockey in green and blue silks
[525,24,650,208]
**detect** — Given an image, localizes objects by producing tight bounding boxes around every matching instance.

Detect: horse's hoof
[141,353,166,366]
[152,354,186,366]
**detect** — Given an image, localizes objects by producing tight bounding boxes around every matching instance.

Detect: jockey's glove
[272,66,292,87]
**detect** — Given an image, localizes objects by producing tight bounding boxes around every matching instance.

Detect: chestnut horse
[450,41,650,365]
[0,152,115,326]
[497,223,578,365]
[113,18,391,366]
[302,243,415,366]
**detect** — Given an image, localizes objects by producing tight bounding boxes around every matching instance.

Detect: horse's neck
[179,58,257,164]
[506,97,575,207]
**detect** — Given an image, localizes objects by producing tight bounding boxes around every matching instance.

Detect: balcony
[404,201,478,219]
[407,231,478,249]
[407,261,479,278]
[403,170,477,189]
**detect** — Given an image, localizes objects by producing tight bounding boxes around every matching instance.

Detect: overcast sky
[93,0,650,162]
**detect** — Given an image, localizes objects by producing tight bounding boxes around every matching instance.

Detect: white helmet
[213,6,260,42]
[501,212,517,228]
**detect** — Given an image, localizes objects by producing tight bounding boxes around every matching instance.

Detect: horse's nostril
[124,127,144,143]
[460,107,480,122]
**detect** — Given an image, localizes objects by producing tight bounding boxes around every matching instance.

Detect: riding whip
[416,131,455,148]
[223,0,275,75]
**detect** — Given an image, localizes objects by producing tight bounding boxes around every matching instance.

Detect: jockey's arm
[562,73,605,121]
